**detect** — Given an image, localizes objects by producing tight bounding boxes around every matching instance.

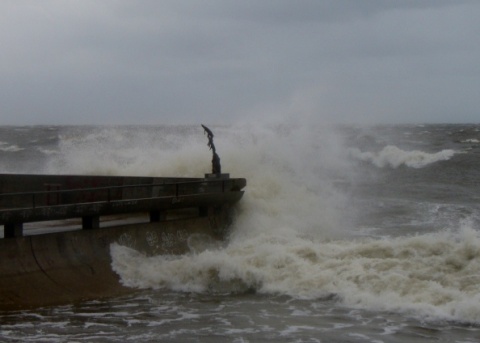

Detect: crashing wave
[349,145,455,168]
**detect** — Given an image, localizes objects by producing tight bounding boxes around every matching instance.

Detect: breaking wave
[0,143,24,152]
[111,224,480,324]
[349,145,456,168]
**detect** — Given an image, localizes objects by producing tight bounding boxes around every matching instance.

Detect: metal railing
[0,179,234,212]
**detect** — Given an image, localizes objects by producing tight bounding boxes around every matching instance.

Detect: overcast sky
[1,1,479,125]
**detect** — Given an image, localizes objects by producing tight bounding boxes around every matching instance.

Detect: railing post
[149,210,166,222]
[82,216,100,230]
[5,222,23,238]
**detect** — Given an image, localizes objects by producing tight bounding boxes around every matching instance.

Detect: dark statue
[202,124,221,174]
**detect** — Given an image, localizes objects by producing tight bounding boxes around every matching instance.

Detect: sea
[1,121,480,342]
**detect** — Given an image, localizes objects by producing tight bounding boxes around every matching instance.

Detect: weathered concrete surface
[0,214,229,311]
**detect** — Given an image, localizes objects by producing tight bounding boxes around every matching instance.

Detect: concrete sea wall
[0,215,227,311]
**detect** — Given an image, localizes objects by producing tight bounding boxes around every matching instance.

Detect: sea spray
[46,122,354,238]
[222,120,354,241]
[44,126,211,176]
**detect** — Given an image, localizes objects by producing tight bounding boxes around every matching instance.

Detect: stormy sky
[1,1,479,125]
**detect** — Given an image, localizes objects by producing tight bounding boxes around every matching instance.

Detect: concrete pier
[0,173,246,237]
[0,173,246,310]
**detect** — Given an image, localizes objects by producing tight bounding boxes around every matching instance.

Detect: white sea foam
[36,147,60,155]
[0,144,24,152]
[462,138,480,144]
[349,145,456,168]
[111,224,480,324]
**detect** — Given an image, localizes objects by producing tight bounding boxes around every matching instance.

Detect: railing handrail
[0,178,239,212]
[0,178,228,198]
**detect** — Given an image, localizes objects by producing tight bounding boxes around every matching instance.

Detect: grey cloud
[1,1,479,125]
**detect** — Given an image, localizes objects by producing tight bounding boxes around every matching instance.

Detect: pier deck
[0,173,246,238]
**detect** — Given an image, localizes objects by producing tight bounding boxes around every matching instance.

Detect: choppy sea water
[2,291,478,342]
[1,123,480,342]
